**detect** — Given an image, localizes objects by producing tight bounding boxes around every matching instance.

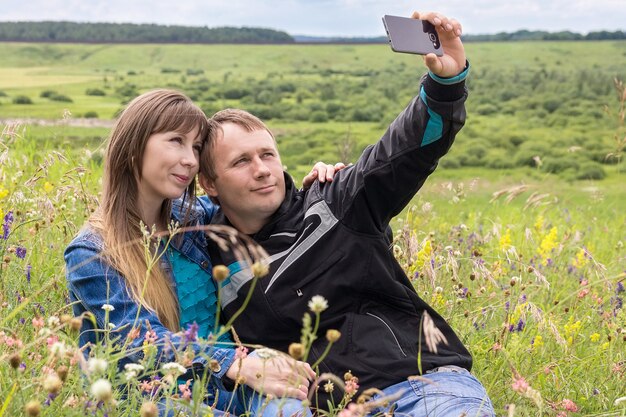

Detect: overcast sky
[1,0,624,36]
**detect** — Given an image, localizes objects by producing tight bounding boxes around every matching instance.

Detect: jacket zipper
[366,312,408,357]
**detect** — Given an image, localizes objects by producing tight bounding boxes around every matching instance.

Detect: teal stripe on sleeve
[419,86,443,146]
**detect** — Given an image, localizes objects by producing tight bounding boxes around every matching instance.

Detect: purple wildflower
[1,211,13,240]
[617,281,625,294]
[516,318,526,332]
[15,246,26,259]
[504,301,510,312]
[25,264,31,283]
[519,294,527,303]
[184,322,199,343]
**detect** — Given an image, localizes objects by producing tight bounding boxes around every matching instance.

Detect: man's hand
[302,162,347,189]
[411,11,465,78]
[226,352,316,400]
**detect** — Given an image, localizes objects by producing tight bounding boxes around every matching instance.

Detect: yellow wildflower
[563,317,581,337]
[499,228,512,250]
[538,227,558,264]
[43,182,54,193]
[532,335,544,349]
[572,248,588,269]
[601,342,610,350]
[534,215,544,232]
[0,187,8,199]
[415,240,432,270]
[589,333,600,343]
[430,292,445,308]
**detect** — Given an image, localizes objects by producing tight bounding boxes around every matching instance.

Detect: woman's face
[137,126,203,207]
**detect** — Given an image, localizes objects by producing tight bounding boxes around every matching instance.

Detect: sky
[1,0,624,37]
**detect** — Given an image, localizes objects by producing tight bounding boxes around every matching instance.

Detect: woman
[64,89,333,416]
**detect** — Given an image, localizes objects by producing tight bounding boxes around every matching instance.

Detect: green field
[1,41,625,416]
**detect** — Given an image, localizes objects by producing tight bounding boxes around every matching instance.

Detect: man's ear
[198,174,218,198]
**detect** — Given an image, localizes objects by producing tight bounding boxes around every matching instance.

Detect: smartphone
[382,15,443,57]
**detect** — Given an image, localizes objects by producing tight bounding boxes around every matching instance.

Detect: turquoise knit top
[169,248,233,344]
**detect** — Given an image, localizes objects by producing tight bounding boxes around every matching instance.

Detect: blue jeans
[216,384,311,417]
[368,366,495,417]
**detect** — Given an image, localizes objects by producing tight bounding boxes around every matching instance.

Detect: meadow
[0,40,625,416]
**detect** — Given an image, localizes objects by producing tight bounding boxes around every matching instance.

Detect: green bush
[85,88,106,96]
[0,90,7,97]
[310,110,328,123]
[186,68,204,76]
[83,111,99,118]
[50,93,73,103]
[575,162,606,180]
[161,67,181,73]
[12,95,33,104]
[40,89,57,98]
[542,156,580,174]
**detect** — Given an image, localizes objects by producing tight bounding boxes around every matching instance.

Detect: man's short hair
[200,109,275,181]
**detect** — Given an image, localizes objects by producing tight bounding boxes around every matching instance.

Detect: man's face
[202,122,286,233]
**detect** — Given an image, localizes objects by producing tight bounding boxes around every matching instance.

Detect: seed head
[8,352,21,369]
[57,365,69,382]
[90,378,113,402]
[212,265,230,282]
[251,261,269,278]
[326,329,341,343]
[288,343,304,359]
[24,400,41,417]
[140,401,158,417]
[43,373,63,395]
[308,295,328,314]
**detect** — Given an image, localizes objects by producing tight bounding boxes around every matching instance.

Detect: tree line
[0,21,294,43]
[0,22,624,44]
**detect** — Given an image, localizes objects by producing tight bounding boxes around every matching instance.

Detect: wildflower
[8,352,21,369]
[124,363,145,380]
[179,381,192,401]
[1,210,13,240]
[184,322,199,343]
[531,335,543,349]
[43,182,54,193]
[212,265,230,282]
[24,400,41,417]
[308,295,329,313]
[50,341,67,358]
[561,399,578,412]
[90,378,113,402]
[47,316,60,327]
[15,246,26,259]
[101,304,115,312]
[161,362,187,376]
[326,329,341,343]
[87,358,108,374]
[43,374,63,395]
[590,333,601,342]
[415,240,433,270]
[617,282,625,294]
[144,329,158,344]
[140,401,159,417]
[345,378,359,395]
[572,248,589,269]
[393,245,403,257]
[251,261,269,278]
[511,376,529,393]
[499,229,512,250]
[324,380,335,393]
[56,365,69,382]
[288,343,304,359]
[538,227,558,264]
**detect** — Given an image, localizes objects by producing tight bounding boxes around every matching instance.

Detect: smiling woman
[63,88,315,417]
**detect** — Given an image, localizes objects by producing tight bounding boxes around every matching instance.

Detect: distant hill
[0,22,623,44]
[0,21,294,43]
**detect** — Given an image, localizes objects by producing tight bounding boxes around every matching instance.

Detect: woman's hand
[226,351,316,400]
[302,162,348,189]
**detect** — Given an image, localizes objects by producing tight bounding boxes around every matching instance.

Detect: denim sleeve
[64,235,236,389]
[196,195,218,224]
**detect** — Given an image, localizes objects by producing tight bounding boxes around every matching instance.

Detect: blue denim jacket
[64,195,236,390]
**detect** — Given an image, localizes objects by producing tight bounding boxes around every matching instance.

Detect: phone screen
[382,15,443,56]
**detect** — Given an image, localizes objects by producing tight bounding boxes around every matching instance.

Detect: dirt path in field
[1,118,115,128]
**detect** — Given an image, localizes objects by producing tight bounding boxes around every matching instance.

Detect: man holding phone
[199,11,495,417]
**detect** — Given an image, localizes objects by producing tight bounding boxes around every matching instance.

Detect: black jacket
[208,73,472,406]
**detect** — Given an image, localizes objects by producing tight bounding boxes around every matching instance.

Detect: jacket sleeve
[322,71,468,234]
[64,235,235,388]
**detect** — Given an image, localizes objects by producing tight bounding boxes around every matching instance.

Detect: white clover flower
[50,341,67,358]
[87,358,108,374]
[161,362,187,376]
[124,363,145,380]
[101,304,115,312]
[308,295,328,314]
[47,316,60,327]
[90,378,112,402]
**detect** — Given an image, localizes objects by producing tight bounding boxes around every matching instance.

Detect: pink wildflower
[144,330,158,344]
[561,399,578,412]
[577,288,590,299]
[46,335,59,347]
[178,381,192,401]
[345,379,360,395]
[235,345,249,360]
[32,317,45,328]
[511,376,529,393]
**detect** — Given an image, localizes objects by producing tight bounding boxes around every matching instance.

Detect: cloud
[0,0,623,35]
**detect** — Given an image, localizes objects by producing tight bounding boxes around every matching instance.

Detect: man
[199,11,495,417]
